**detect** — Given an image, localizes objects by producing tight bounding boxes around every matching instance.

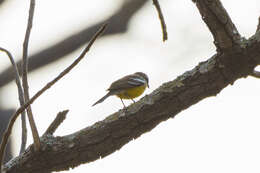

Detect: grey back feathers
[92,72,149,106]
[107,72,149,91]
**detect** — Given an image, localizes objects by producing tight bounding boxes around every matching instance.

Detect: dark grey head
[134,72,149,88]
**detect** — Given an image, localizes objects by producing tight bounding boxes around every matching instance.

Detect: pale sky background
[0,0,260,173]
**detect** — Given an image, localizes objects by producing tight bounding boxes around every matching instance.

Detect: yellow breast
[116,85,147,99]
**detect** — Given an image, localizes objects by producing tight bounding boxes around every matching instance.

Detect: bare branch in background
[0,0,148,88]
[152,0,168,41]
[0,47,27,155]
[0,23,107,171]
[43,110,69,136]
[0,0,6,6]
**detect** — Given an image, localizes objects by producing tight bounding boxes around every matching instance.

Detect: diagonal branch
[0,23,107,172]
[43,110,69,136]
[193,0,242,51]
[3,25,260,173]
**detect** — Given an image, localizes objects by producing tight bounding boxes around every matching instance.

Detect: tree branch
[152,0,168,41]
[256,16,260,32]
[3,26,260,172]
[0,23,107,172]
[0,48,27,155]
[43,110,68,136]
[194,0,242,51]
[22,0,41,152]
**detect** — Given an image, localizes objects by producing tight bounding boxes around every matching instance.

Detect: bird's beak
[147,83,149,88]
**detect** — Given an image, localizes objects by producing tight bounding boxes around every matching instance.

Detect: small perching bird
[92,72,149,108]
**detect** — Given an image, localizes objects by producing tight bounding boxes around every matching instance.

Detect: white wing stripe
[128,81,142,86]
[127,77,146,86]
[129,77,146,84]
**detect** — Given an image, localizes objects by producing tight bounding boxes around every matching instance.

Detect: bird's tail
[92,92,112,106]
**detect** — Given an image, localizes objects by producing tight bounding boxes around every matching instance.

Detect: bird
[92,72,149,108]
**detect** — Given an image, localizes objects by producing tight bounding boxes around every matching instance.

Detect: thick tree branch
[0,0,148,88]
[3,29,260,172]
[194,0,242,51]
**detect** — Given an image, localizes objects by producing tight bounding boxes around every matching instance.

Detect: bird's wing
[107,74,145,91]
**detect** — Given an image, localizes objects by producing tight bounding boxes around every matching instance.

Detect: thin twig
[251,70,260,78]
[152,0,168,41]
[0,23,107,172]
[0,48,27,155]
[20,116,27,154]
[21,0,41,151]
[256,17,260,32]
[43,110,69,136]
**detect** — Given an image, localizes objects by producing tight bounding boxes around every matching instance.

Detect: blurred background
[0,0,260,172]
